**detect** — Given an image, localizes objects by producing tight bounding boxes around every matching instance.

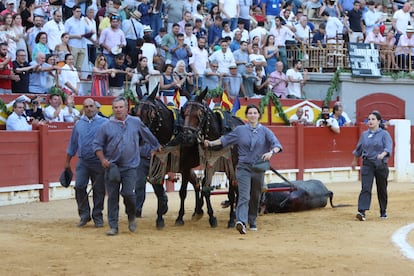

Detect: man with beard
[189,36,209,89]
[286,59,308,99]
[0,43,20,94]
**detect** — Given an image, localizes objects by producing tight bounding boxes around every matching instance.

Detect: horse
[176,88,244,228]
[133,86,206,228]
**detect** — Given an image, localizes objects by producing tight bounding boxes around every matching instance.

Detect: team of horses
[131,86,348,229]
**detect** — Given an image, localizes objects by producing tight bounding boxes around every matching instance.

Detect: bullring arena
[1,180,414,275]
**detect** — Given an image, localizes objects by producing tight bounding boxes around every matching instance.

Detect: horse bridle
[136,100,161,134]
[182,101,210,142]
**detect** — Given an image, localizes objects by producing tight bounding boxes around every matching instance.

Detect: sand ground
[1,181,414,275]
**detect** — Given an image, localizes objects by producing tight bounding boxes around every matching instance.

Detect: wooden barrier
[0,124,395,203]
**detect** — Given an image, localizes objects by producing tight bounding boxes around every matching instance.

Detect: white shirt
[295,23,311,43]
[393,9,410,34]
[6,112,32,131]
[83,17,97,45]
[249,26,268,46]
[325,16,344,39]
[184,33,198,48]
[59,64,80,91]
[219,0,238,19]
[189,46,209,75]
[141,42,158,72]
[44,105,65,122]
[209,49,235,74]
[43,20,65,50]
[286,68,303,98]
[316,117,339,129]
[62,106,80,122]
[270,26,294,46]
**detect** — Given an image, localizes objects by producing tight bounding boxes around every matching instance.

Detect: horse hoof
[209,217,217,228]
[192,212,203,221]
[227,221,235,228]
[175,219,184,226]
[156,218,165,229]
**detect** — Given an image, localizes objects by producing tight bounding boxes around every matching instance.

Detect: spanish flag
[231,96,240,115]
[173,88,180,109]
[221,90,233,111]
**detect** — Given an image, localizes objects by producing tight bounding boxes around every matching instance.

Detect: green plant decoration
[259,91,290,125]
[49,86,66,103]
[323,69,341,106]
[124,88,138,105]
[0,97,7,114]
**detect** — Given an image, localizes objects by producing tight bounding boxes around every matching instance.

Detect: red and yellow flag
[173,88,180,109]
[221,90,233,111]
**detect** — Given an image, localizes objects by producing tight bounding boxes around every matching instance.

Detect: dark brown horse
[133,87,205,227]
[176,88,244,228]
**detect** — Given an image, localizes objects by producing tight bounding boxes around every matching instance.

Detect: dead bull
[262,180,349,213]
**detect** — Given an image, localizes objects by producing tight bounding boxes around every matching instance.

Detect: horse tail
[328,191,352,208]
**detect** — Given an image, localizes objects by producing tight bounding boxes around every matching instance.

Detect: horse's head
[134,84,159,128]
[180,87,210,146]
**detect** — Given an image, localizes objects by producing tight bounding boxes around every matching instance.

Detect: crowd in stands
[0,0,413,100]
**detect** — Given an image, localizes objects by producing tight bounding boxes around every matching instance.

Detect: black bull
[262,180,350,213]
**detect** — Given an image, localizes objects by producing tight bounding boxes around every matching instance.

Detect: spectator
[312,23,327,48]
[27,15,44,58]
[262,0,284,30]
[184,23,198,48]
[169,33,193,68]
[249,21,268,48]
[223,63,247,99]
[83,6,99,65]
[44,93,67,122]
[65,5,89,71]
[331,104,351,126]
[239,0,252,30]
[26,96,45,121]
[141,31,158,71]
[263,35,279,75]
[93,96,161,236]
[12,49,37,94]
[149,0,163,39]
[193,18,207,39]
[164,0,186,33]
[269,61,287,98]
[315,105,340,133]
[270,16,294,72]
[109,53,132,96]
[295,15,312,45]
[331,101,352,124]
[161,23,180,64]
[59,54,81,95]
[42,10,64,52]
[344,1,364,43]
[229,30,242,52]
[131,56,159,99]
[207,15,223,50]
[1,13,18,60]
[173,59,194,98]
[6,100,43,131]
[31,32,50,61]
[364,25,384,44]
[319,0,341,18]
[189,36,209,89]
[0,43,20,94]
[338,0,355,14]
[12,14,28,59]
[209,39,235,75]
[286,60,308,99]
[0,0,17,17]
[381,29,398,71]
[91,54,111,96]
[305,0,322,19]
[254,66,269,96]
[122,10,144,59]
[392,1,411,43]
[233,40,249,75]
[218,0,238,30]
[243,63,257,98]
[99,14,126,68]
[21,1,35,30]
[289,106,312,125]
[233,20,249,42]
[178,10,194,34]
[137,0,151,26]
[321,11,343,42]
[395,25,414,70]
[28,52,56,94]
[363,1,383,35]
[64,98,107,228]
[159,63,177,97]
[202,60,223,91]
[54,33,71,66]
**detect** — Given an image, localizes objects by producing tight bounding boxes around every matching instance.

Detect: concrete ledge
[0,184,43,206]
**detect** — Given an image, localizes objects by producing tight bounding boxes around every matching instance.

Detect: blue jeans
[104,53,115,68]
[235,163,264,226]
[105,166,137,230]
[150,13,163,39]
[229,17,238,31]
[75,159,105,224]
[135,158,150,214]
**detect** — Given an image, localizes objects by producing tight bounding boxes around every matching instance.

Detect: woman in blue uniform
[204,104,283,234]
[351,111,393,221]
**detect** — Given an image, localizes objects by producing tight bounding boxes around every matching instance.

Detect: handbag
[251,160,270,173]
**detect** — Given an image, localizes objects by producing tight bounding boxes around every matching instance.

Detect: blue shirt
[208,24,223,47]
[67,114,107,161]
[264,0,283,16]
[93,115,160,168]
[353,128,393,163]
[332,114,347,126]
[221,123,283,164]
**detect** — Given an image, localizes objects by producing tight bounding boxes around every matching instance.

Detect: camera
[321,112,330,120]
[32,100,39,105]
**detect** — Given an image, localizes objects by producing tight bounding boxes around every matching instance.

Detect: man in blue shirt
[65,98,108,228]
[208,15,223,50]
[94,96,161,236]
[262,0,283,30]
